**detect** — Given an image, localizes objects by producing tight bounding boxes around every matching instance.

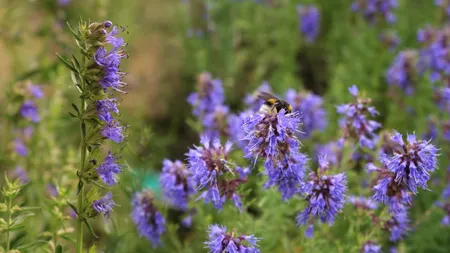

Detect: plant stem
[6,196,12,251]
[76,53,87,253]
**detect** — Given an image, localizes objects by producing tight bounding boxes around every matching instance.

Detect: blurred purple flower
[20,100,39,122]
[351,0,398,24]
[243,109,308,200]
[13,166,29,183]
[13,138,28,156]
[159,159,196,210]
[348,195,378,210]
[285,89,327,138]
[187,72,224,117]
[379,31,400,52]
[205,224,261,253]
[297,5,320,43]
[386,50,418,95]
[336,85,381,150]
[131,190,166,247]
[385,215,409,241]
[361,241,382,253]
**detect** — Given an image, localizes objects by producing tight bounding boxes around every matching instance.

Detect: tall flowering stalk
[186,136,248,211]
[243,107,308,200]
[59,20,127,252]
[205,224,261,253]
[296,157,347,238]
[337,85,381,150]
[296,5,320,43]
[351,0,398,24]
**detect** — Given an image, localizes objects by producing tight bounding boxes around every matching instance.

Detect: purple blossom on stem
[386,50,418,95]
[101,121,125,143]
[285,89,327,138]
[385,215,409,241]
[379,31,400,52]
[27,83,44,99]
[186,136,247,211]
[187,72,224,117]
[228,110,252,148]
[314,140,343,167]
[351,0,398,24]
[96,98,119,123]
[361,241,382,253]
[13,138,28,156]
[297,5,320,43]
[348,195,378,210]
[13,166,29,183]
[96,152,122,186]
[131,190,166,247]
[202,105,230,138]
[20,100,39,122]
[92,192,116,216]
[205,224,261,253]
[243,109,308,200]
[336,85,381,150]
[159,159,196,210]
[296,169,347,238]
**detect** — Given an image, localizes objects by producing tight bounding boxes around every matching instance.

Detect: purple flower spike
[187,72,225,117]
[101,121,125,143]
[205,224,261,253]
[159,159,196,210]
[285,89,327,138]
[351,0,398,25]
[131,190,166,248]
[243,109,308,200]
[92,192,116,217]
[13,139,28,156]
[96,98,119,123]
[20,100,39,122]
[336,85,381,150]
[361,241,382,253]
[296,170,347,236]
[348,195,378,210]
[386,50,417,95]
[297,5,320,43]
[186,136,246,211]
[96,152,122,186]
[384,131,439,194]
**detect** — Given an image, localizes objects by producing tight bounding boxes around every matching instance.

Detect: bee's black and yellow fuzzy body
[257,92,292,114]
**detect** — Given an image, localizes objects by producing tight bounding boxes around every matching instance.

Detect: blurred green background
[0,0,449,252]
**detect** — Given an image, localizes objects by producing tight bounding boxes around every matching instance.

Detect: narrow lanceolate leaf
[66,21,82,41]
[71,103,80,115]
[16,240,49,250]
[56,245,63,253]
[66,201,79,216]
[84,220,99,238]
[7,225,25,231]
[56,53,79,74]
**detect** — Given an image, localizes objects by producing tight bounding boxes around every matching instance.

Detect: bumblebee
[257,92,293,114]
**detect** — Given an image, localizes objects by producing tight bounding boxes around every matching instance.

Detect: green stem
[76,52,87,253]
[6,196,12,251]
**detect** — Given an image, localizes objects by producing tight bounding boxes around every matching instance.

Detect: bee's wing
[257,92,280,101]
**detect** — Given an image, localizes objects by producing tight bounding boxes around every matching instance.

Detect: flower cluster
[243,108,308,200]
[314,140,343,168]
[384,215,409,241]
[92,192,116,217]
[386,50,418,95]
[437,184,450,226]
[131,190,166,247]
[296,5,320,43]
[417,25,450,85]
[348,195,378,210]
[435,0,450,19]
[187,72,231,138]
[186,136,247,211]
[96,152,123,186]
[285,89,327,138]
[351,0,398,24]
[337,85,381,149]
[379,31,400,52]
[205,224,260,253]
[159,159,196,210]
[361,241,382,253]
[296,161,347,238]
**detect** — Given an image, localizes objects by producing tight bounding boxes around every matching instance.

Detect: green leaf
[60,235,76,244]
[82,122,86,138]
[7,225,25,231]
[84,220,99,238]
[66,201,78,216]
[72,54,81,70]
[71,103,80,115]
[66,21,82,41]
[16,240,48,250]
[56,53,78,73]
[69,112,78,118]
[56,245,63,253]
